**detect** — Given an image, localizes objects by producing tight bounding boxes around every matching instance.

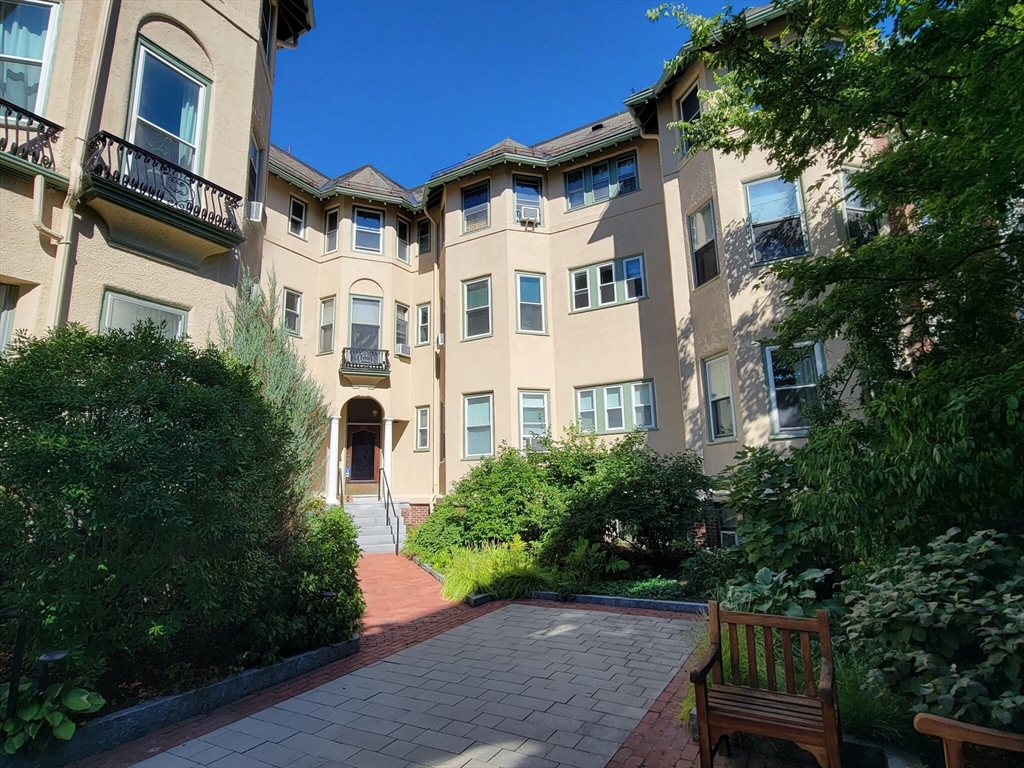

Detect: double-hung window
[397,217,411,263]
[514,175,542,223]
[519,391,548,451]
[318,296,335,354]
[564,150,639,210]
[416,303,430,345]
[704,355,735,441]
[349,296,381,350]
[689,201,719,286]
[283,289,301,335]
[415,406,429,451]
[764,342,826,436]
[395,303,410,355]
[259,0,274,65]
[575,380,658,433]
[463,277,491,340]
[571,269,590,311]
[679,83,701,155]
[632,382,655,429]
[324,208,339,253]
[417,219,431,255]
[247,134,263,203]
[0,282,18,352]
[100,291,188,340]
[571,254,647,311]
[462,181,490,233]
[623,256,645,300]
[464,393,493,458]
[288,197,307,237]
[604,386,624,431]
[439,403,446,461]
[842,169,879,245]
[576,389,596,432]
[129,44,206,172]
[516,273,545,334]
[744,176,807,263]
[597,263,616,305]
[0,0,59,114]
[353,207,383,253]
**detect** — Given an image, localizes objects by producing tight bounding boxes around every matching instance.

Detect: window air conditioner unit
[396,343,411,358]
[519,206,540,224]
[436,333,445,348]
[247,201,264,222]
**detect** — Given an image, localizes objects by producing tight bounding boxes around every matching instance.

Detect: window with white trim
[689,201,719,286]
[397,217,411,263]
[464,393,493,458]
[318,296,335,354]
[100,291,188,340]
[415,406,429,451]
[0,282,18,353]
[570,254,649,311]
[0,0,59,114]
[574,379,658,433]
[597,263,615,305]
[462,181,490,233]
[842,169,880,245]
[395,303,409,354]
[463,276,491,340]
[744,176,807,263]
[632,382,655,428]
[514,175,542,223]
[353,207,383,253]
[679,83,701,155]
[417,219,430,255]
[571,269,589,311]
[439,403,446,461]
[324,208,339,253]
[128,43,207,173]
[349,296,381,350]
[623,256,646,300]
[288,197,306,237]
[416,303,430,345]
[576,389,596,433]
[604,386,624,431]
[516,273,545,334]
[283,289,301,335]
[259,0,274,64]
[247,133,263,203]
[703,354,735,441]
[519,391,548,451]
[564,150,639,210]
[764,342,826,436]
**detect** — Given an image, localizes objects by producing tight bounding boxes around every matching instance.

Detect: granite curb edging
[0,637,359,768]
[529,590,708,613]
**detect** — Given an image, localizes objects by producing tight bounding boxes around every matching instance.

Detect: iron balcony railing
[341,347,390,374]
[0,96,63,170]
[82,131,242,233]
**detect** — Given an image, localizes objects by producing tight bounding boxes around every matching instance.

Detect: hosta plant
[0,679,105,754]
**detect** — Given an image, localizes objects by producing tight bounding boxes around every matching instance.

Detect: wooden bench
[690,601,842,768]
[914,713,1024,768]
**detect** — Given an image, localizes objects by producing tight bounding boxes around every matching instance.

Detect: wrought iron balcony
[82,131,242,235]
[341,348,390,375]
[0,97,63,171]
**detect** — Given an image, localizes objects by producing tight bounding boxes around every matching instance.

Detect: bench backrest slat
[745,624,758,688]
[709,601,723,685]
[728,622,741,685]
[763,626,777,692]
[800,631,815,697]
[782,629,797,694]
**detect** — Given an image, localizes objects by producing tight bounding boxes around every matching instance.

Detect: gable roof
[326,164,417,206]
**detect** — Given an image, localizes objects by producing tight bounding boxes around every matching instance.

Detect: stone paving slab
[134,604,700,768]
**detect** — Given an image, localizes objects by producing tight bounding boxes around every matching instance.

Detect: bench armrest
[915,713,1024,753]
[689,644,720,684]
[817,657,835,704]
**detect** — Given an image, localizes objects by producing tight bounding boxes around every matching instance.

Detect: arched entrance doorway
[345,397,382,496]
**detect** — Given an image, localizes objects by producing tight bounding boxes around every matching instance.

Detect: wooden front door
[347,426,380,483]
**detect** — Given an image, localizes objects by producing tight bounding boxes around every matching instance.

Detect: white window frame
[743,175,809,263]
[463,393,494,458]
[564,150,639,211]
[283,289,301,335]
[764,342,826,437]
[259,0,275,65]
[597,262,616,306]
[348,295,381,350]
[462,180,490,234]
[324,208,339,254]
[0,0,61,116]
[247,132,263,203]
[352,206,384,253]
[100,290,188,339]
[514,174,543,224]
[516,272,546,334]
[571,268,590,311]
[703,354,736,442]
[288,196,307,238]
[603,385,625,432]
[679,81,701,155]
[417,219,431,255]
[318,296,335,354]
[632,381,656,429]
[0,282,19,352]
[519,391,549,451]
[128,42,207,174]
[622,256,646,300]
[576,388,597,433]
[397,216,411,263]
[394,303,410,355]
[416,302,430,346]
[689,200,719,287]
[415,406,430,451]
[462,276,492,340]
[841,167,882,243]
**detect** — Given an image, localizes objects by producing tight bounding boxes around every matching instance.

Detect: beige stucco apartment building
[2,2,864,539]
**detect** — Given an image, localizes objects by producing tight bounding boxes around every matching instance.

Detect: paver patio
[132,603,702,768]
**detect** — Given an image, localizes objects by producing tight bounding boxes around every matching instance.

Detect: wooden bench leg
[697,729,713,768]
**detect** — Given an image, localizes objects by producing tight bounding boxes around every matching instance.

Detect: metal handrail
[341,347,390,373]
[378,468,400,555]
[0,97,63,170]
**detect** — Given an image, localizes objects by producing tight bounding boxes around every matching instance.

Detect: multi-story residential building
[3,2,864,543]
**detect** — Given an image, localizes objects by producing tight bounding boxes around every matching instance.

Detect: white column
[382,417,394,491]
[325,415,340,505]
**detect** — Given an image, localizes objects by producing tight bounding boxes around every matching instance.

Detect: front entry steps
[344,498,407,555]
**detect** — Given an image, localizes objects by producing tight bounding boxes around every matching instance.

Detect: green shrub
[552,538,629,594]
[0,680,105,754]
[677,548,739,599]
[588,578,691,601]
[842,528,1024,730]
[834,653,915,746]
[719,566,839,618]
[436,537,552,602]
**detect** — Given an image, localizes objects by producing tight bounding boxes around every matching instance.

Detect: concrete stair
[345,498,407,555]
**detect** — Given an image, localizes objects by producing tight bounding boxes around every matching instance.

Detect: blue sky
[271,0,728,188]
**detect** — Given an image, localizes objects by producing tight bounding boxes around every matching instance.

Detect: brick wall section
[402,502,431,527]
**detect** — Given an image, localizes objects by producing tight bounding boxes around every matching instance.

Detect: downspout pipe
[421,189,441,505]
[48,0,115,328]
[32,174,66,244]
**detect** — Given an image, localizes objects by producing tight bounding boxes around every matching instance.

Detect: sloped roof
[326,164,416,205]
[269,144,329,190]
[531,111,637,157]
